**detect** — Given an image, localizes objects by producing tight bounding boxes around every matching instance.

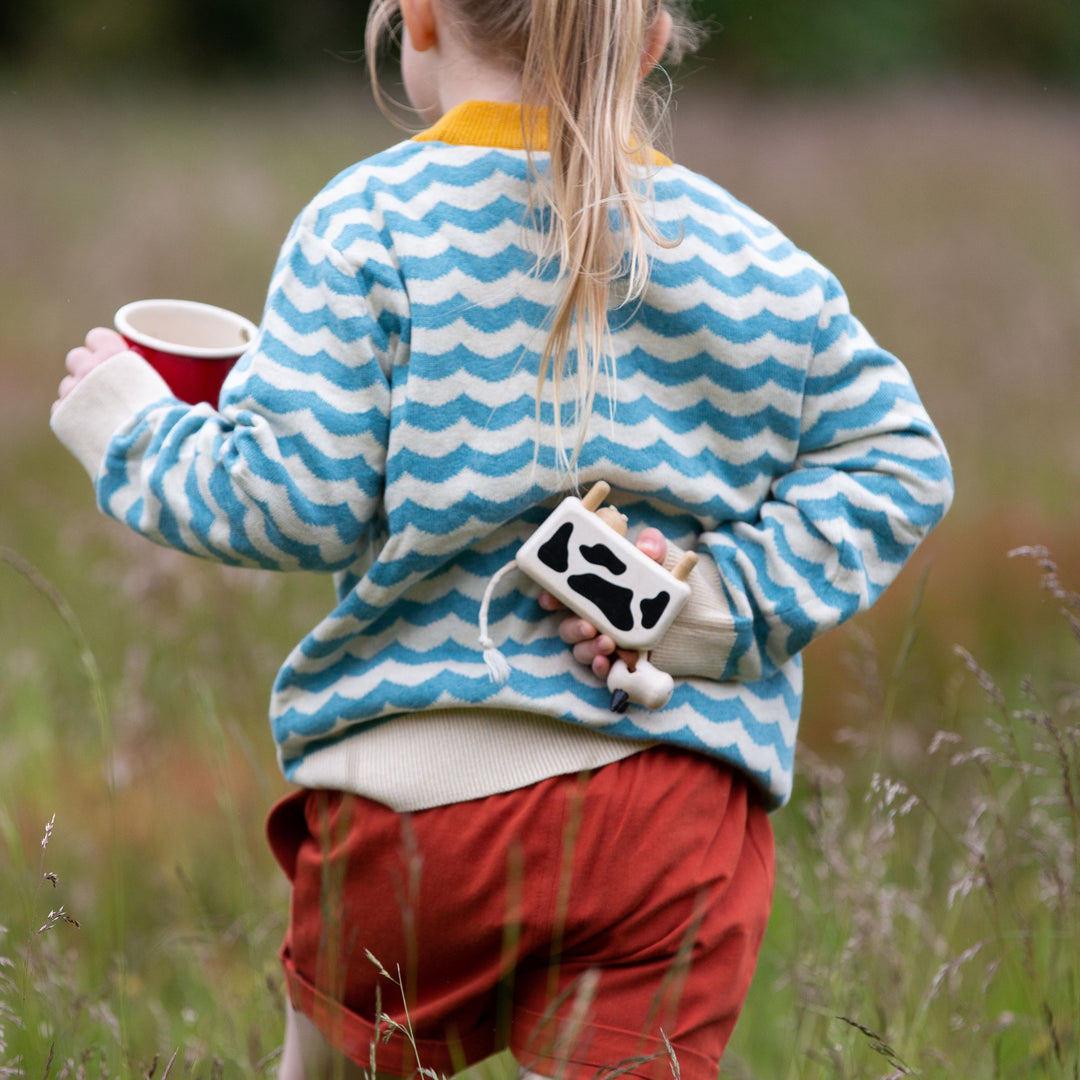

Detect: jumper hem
[286,708,653,812]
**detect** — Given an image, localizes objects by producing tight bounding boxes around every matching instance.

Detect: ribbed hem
[413,100,673,167]
[287,709,652,812]
[50,351,174,480]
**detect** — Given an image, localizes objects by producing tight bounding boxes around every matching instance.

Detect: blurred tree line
[1,0,1078,86]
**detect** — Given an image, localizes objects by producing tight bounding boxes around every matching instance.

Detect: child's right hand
[538,527,667,680]
[53,327,129,414]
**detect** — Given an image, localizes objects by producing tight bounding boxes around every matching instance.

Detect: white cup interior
[115,299,257,358]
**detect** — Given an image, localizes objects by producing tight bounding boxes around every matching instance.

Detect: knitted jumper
[52,101,953,810]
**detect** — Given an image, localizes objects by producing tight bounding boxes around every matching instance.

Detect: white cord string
[477,558,520,683]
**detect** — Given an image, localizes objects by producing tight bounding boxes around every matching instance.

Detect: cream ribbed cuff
[50,351,174,480]
[648,543,738,680]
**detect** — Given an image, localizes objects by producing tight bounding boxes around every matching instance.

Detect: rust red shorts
[266,746,774,1080]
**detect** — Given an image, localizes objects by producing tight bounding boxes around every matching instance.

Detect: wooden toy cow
[480,481,697,711]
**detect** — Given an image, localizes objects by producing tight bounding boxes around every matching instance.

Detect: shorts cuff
[511,1004,718,1080]
[281,947,497,1077]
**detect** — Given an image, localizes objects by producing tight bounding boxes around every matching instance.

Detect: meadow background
[1,1,1079,1076]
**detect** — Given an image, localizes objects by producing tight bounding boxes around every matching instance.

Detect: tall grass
[2,536,1078,1075]
[2,81,1079,1076]
[725,547,1080,1078]
[0,548,287,1077]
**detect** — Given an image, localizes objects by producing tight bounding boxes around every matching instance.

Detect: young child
[51,0,953,1076]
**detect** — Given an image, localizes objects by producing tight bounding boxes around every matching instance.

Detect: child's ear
[640,8,673,78]
[400,0,438,52]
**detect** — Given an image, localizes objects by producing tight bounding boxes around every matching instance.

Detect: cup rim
[115,298,258,360]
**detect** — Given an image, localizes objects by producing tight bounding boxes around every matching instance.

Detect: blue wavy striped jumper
[74,101,953,809]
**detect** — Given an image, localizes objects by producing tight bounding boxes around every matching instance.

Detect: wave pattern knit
[53,101,953,809]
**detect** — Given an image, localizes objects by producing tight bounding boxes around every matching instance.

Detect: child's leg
[279,1000,367,1080]
[279,1000,546,1080]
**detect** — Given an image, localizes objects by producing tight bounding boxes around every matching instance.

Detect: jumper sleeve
[660,273,952,682]
[54,225,399,573]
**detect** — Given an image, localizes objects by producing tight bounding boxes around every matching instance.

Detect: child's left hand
[53,327,129,414]
[538,527,667,680]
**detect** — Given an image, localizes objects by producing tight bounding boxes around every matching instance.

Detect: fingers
[85,326,126,356]
[66,328,126,374]
[57,327,129,411]
[558,616,596,645]
[556,613,615,673]
[65,346,97,378]
[52,376,78,412]
[588,654,613,680]
[575,636,615,678]
[635,526,667,564]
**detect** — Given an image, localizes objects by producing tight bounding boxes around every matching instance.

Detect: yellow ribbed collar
[413,99,672,166]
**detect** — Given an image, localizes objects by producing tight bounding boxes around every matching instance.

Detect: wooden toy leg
[582,481,610,511]
[607,656,675,712]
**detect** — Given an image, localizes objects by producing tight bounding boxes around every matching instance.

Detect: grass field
[1,75,1079,1076]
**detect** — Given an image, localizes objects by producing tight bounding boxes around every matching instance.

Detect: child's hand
[53,327,129,414]
[538,527,667,680]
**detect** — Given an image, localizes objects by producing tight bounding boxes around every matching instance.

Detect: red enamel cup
[114,298,258,405]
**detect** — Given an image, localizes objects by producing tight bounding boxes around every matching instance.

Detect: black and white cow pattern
[536,520,672,633]
[516,499,689,651]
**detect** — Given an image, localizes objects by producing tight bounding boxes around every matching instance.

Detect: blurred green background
[2,0,1080,85]
[2,1,1079,1075]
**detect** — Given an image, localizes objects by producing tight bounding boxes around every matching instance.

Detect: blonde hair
[366,0,704,471]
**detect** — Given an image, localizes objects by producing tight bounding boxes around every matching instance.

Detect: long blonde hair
[366,0,704,471]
